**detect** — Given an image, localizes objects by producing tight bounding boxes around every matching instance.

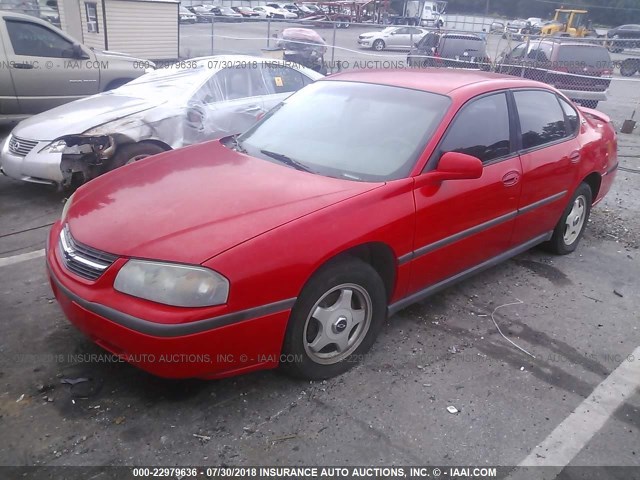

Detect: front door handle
[243,105,262,113]
[12,62,34,69]
[502,170,521,187]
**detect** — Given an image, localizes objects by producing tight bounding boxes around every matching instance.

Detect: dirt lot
[1,112,639,474]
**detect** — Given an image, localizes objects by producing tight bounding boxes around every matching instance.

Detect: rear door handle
[12,62,34,69]
[243,105,262,113]
[569,150,581,163]
[502,170,521,187]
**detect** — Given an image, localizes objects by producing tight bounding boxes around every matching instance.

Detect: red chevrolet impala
[47,69,617,380]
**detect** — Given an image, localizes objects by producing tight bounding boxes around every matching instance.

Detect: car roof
[323,69,548,96]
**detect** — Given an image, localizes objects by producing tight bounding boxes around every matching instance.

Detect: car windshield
[109,67,209,100]
[238,81,451,182]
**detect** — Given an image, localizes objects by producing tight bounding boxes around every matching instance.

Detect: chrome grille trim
[58,225,118,281]
[8,135,39,157]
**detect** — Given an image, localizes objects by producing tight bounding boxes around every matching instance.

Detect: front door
[1,17,99,115]
[510,89,581,244]
[409,91,522,294]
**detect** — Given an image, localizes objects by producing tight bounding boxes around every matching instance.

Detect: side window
[262,65,307,94]
[214,67,268,100]
[558,97,579,135]
[438,93,511,164]
[514,90,568,149]
[5,19,74,58]
[191,75,224,105]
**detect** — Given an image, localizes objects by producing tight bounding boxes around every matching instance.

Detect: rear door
[511,89,581,244]
[185,65,268,144]
[409,91,522,293]
[1,17,99,115]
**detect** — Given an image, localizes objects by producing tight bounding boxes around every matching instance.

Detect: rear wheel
[281,257,387,380]
[372,39,385,51]
[545,183,592,255]
[620,58,640,77]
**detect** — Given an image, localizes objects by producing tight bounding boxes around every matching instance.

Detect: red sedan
[47,69,617,380]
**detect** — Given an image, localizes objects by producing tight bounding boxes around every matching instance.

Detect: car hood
[12,94,163,141]
[66,141,382,264]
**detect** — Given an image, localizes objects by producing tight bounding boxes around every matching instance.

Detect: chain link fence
[177,17,640,131]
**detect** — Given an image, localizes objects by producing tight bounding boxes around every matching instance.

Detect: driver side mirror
[430,151,483,181]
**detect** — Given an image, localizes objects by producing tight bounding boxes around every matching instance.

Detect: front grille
[58,225,118,281]
[8,135,39,157]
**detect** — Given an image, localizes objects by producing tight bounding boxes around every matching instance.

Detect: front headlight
[114,260,229,307]
[61,192,75,222]
[39,139,67,154]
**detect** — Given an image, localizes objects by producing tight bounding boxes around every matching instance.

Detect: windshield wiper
[260,150,314,173]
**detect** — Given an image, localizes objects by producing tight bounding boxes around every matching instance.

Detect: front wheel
[107,142,166,172]
[281,257,387,380]
[545,183,592,255]
[372,39,385,51]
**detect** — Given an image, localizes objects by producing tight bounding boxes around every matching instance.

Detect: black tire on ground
[281,257,387,380]
[545,182,593,255]
[372,39,385,51]
[107,143,167,172]
[620,59,640,77]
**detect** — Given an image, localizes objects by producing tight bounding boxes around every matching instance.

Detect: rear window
[439,37,486,58]
[556,45,611,69]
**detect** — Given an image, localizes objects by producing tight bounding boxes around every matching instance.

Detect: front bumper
[358,39,372,46]
[1,137,63,185]
[46,222,292,379]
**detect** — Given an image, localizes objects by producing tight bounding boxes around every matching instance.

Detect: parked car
[0,11,151,123]
[47,69,617,380]
[264,5,298,19]
[212,6,243,22]
[232,6,259,17]
[503,19,535,40]
[188,5,217,22]
[0,55,323,187]
[252,5,279,18]
[607,24,640,52]
[526,17,543,28]
[497,39,613,108]
[38,5,61,27]
[179,6,197,23]
[283,3,313,16]
[407,33,490,69]
[358,26,429,51]
[489,21,505,33]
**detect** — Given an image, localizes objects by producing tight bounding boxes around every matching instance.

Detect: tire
[620,59,639,77]
[372,39,385,51]
[281,257,387,380]
[545,183,592,255]
[107,143,167,172]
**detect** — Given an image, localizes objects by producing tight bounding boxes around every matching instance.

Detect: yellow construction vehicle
[540,9,594,37]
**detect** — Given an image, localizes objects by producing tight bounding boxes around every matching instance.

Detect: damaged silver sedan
[0,55,323,188]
